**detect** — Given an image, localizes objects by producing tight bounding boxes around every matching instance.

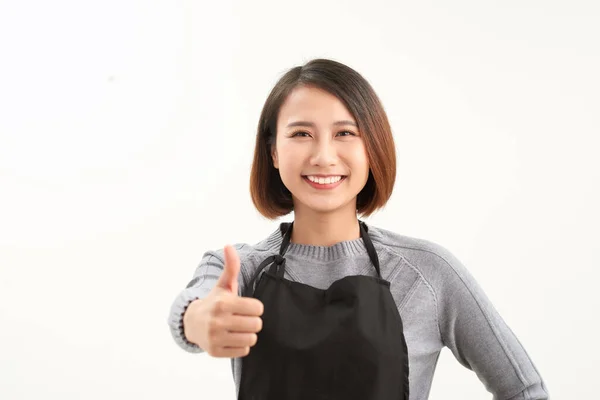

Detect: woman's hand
[183,245,264,358]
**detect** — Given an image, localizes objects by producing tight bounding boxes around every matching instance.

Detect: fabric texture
[167,223,549,400]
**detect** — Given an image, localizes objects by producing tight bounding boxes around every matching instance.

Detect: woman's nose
[310,139,338,166]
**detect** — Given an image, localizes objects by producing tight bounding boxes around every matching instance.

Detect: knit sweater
[167,223,549,400]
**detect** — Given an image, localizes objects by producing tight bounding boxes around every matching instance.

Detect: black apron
[238,220,409,400]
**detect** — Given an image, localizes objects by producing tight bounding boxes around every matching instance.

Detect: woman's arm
[433,246,549,399]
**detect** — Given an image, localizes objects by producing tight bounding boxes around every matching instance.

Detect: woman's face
[272,85,370,216]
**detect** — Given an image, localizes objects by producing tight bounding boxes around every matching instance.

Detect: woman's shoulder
[368,224,453,260]
[367,223,471,287]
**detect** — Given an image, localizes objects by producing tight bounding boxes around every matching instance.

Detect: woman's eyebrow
[286,120,358,128]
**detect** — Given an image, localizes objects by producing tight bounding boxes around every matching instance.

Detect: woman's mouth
[302,175,347,190]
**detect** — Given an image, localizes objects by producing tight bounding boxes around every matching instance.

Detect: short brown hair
[250,58,396,219]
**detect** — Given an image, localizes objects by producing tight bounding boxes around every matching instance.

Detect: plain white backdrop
[1,0,598,398]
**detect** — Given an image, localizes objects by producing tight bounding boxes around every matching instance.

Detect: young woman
[168,59,549,400]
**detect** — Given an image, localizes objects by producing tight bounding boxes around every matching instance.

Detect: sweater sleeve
[431,245,549,400]
[167,244,250,353]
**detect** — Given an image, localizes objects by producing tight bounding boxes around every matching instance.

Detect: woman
[168,59,548,399]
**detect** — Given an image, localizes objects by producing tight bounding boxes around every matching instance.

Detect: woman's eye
[337,131,356,137]
[291,131,311,137]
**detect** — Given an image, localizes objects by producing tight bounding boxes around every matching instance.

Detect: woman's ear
[271,144,279,169]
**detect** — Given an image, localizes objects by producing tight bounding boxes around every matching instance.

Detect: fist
[183,245,264,358]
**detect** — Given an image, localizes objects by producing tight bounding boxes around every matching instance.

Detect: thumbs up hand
[183,245,264,358]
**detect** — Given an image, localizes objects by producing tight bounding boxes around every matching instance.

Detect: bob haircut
[250,58,396,219]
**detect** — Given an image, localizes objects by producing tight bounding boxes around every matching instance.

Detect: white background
[1,1,598,399]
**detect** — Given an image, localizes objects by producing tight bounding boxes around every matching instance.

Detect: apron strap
[359,220,382,278]
[246,223,293,296]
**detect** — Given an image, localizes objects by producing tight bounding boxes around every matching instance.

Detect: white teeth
[307,176,343,184]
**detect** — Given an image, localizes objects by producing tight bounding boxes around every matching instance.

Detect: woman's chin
[293,197,357,215]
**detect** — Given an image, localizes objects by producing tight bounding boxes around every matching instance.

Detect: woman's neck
[290,208,360,247]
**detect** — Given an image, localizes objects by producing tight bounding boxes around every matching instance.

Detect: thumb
[216,245,240,294]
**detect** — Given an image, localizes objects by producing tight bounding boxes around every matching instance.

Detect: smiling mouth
[301,175,347,188]
[303,175,346,184]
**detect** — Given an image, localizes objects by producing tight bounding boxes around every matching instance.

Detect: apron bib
[238,221,409,400]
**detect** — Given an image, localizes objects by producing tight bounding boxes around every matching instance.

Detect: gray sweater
[167,223,549,400]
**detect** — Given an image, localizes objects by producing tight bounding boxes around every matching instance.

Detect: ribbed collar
[264,222,372,262]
